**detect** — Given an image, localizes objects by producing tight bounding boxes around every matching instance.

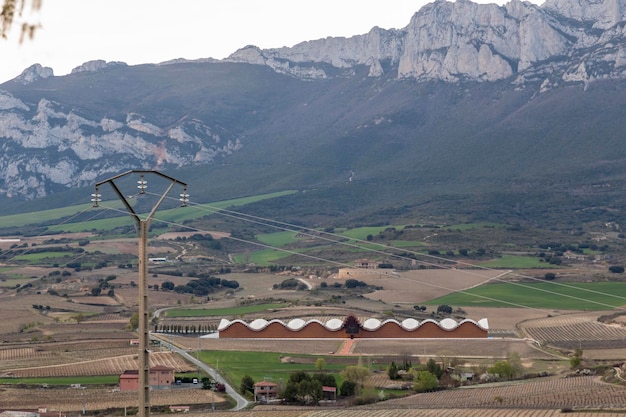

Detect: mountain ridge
[0,0,625,229]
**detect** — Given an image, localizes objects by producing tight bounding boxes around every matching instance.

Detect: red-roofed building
[322,386,337,401]
[119,366,174,391]
[253,380,278,402]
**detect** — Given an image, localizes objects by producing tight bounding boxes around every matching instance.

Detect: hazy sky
[0,0,542,83]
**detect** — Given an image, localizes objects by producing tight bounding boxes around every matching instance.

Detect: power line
[96,199,626,313]
[167,196,626,307]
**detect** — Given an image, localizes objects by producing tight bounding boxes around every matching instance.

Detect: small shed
[322,386,337,401]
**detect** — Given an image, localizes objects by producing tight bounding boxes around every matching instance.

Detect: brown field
[2,236,626,416]
[0,386,226,411]
[179,335,544,360]
[0,340,137,372]
[367,375,626,410]
[519,311,626,352]
[4,351,194,377]
[361,269,508,304]
[187,410,626,417]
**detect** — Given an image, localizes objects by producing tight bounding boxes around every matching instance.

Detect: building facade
[119,366,175,391]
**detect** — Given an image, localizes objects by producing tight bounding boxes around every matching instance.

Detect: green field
[165,303,289,318]
[2,190,297,232]
[198,350,354,389]
[0,202,114,229]
[232,248,299,265]
[13,252,73,262]
[428,281,626,310]
[339,225,405,241]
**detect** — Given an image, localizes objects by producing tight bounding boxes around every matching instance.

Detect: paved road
[151,335,250,411]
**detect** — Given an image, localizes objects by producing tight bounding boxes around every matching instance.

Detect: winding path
[150,334,250,411]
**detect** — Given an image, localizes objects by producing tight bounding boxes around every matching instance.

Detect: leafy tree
[315,357,326,372]
[507,352,523,377]
[240,374,255,395]
[345,279,366,289]
[127,312,139,330]
[202,376,215,390]
[339,380,357,396]
[544,272,556,280]
[312,372,336,388]
[488,360,515,380]
[413,370,438,393]
[283,371,322,405]
[388,361,399,380]
[609,265,624,273]
[570,348,583,368]
[436,304,453,315]
[90,287,101,296]
[340,365,370,392]
[426,358,443,379]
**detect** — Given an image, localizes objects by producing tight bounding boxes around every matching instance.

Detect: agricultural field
[2,351,194,378]
[215,410,626,417]
[428,281,626,310]
[166,303,290,317]
[367,375,626,410]
[519,311,626,353]
[0,386,227,412]
[0,206,626,416]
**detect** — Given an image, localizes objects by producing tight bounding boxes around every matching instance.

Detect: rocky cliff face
[0,90,242,199]
[227,0,626,85]
[2,0,626,203]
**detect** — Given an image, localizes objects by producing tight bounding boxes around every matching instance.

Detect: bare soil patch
[367,375,626,410]
[4,351,194,377]
[462,307,549,330]
[519,310,626,351]
[361,269,506,304]
[0,233,93,250]
[0,386,226,412]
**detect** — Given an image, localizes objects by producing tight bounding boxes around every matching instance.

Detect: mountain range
[1,0,626,229]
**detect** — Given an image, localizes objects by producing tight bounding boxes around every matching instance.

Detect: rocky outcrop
[13,64,54,85]
[70,60,127,74]
[0,92,242,199]
[226,0,626,84]
[544,0,626,29]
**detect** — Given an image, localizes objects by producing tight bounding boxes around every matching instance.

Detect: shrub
[339,380,357,396]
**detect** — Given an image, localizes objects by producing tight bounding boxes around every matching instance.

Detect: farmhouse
[354,259,378,269]
[218,314,489,339]
[253,381,278,402]
[119,366,174,391]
